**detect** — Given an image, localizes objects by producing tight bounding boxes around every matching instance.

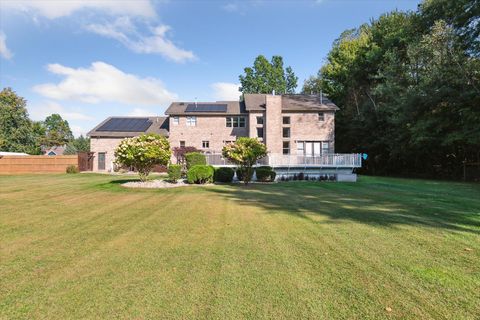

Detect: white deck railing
[205,153,362,168]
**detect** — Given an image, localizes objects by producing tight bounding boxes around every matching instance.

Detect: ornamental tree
[222,137,268,185]
[114,134,171,181]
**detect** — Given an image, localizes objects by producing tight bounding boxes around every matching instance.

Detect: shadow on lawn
[205,181,480,234]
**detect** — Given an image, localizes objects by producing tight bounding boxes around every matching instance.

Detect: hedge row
[168,163,277,184]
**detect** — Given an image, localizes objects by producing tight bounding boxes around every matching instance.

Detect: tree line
[0,87,89,155]
[301,0,480,179]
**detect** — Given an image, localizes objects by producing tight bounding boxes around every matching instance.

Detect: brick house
[88,94,361,180]
[88,116,168,171]
[166,94,337,156]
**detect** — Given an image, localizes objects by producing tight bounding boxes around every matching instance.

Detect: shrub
[236,167,254,182]
[185,152,206,169]
[66,165,79,174]
[114,134,171,181]
[298,172,305,181]
[255,166,276,182]
[214,167,234,183]
[222,137,268,185]
[173,146,200,168]
[187,165,214,184]
[168,164,182,183]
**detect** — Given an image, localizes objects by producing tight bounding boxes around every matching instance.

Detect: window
[321,141,329,154]
[180,141,185,147]
[257,127,264,138]
[256,116,264,125]
[186,116,197,126]
[98,152,106,170]
[297,142,304,155]
[318,112,325,121]
[282,127,290,138]
[173,116,179,125]
[296,141,329,156]
[283,141,290,155]
[226,116,246,128]
[202,141,209,149]
[282,116,290,125]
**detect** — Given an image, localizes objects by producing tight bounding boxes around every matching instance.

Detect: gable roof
[43,145,66,155]
[87,116,169,138]
[165,101,246,115]
[243,94,339,112]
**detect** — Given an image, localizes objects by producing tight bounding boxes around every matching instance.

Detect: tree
[304,0,480,179]
[172,146,199,167]
[239,55,298,94]
[64,135,90,155]
[114,134,171,181]
[41,114,74,147]
[0,88,38,154]
[222,137,268,185]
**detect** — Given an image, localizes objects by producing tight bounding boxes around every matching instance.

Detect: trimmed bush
[66,165,79,174]
[185,152,206,169]
[168,164,182,183]
[187,165,214,184]
[256,166,276,182]
[236,167,254,182]
[214,167,234,183]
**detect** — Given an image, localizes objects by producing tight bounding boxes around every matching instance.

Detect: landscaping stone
[122,179,212,189]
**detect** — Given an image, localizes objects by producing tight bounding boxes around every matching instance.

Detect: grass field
[0,174,479,319]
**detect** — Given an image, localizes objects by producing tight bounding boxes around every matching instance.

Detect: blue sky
[0,0,420,137]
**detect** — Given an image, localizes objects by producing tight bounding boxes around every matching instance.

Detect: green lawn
[0,174,479,319]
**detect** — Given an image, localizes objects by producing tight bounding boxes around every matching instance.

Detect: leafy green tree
[304,1,480,179]
[64,135,90,155]
[222,137,268,185]
[0,88,38,154]
[114,134,171,181]
[239,55,298,94]
[41,114,74,147]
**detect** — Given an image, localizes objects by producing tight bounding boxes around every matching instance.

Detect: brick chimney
[264,94,283,154]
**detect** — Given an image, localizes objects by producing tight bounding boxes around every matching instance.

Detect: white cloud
[128,108,157,117]
[29,101,93,121]
[0,32,13,59]
[211,82,241,101]
[223,3,240,12]
[33,61,178,106]
[2,0,156,19]
[86,17,196,63]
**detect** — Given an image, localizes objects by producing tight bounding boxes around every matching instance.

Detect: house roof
[165,94,338,115]
[42,145,66,155]
[244,94,339,112]
[165,101,246,115]
[87,116,169,138]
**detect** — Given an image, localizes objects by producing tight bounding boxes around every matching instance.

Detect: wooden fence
[0,155,78,174]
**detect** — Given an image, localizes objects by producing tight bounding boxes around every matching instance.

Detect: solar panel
[97,118,152,132]
[185,104,227,112]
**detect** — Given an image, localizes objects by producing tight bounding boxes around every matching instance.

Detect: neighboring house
[88,117,169,171]
[42,145,66,156]
[87,94,361,180]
